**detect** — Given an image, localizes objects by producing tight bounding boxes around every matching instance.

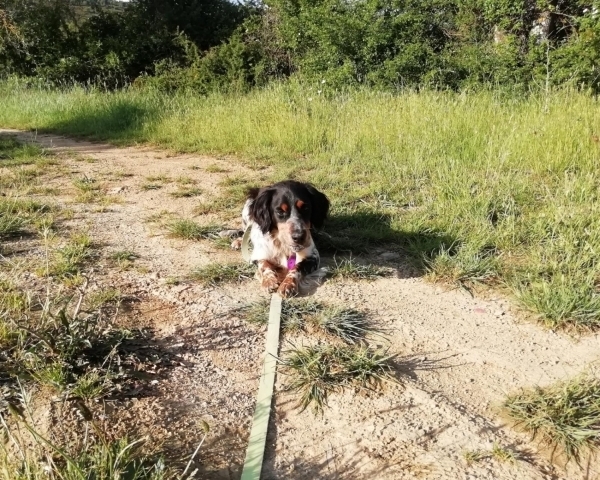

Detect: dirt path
[3,129,599,480]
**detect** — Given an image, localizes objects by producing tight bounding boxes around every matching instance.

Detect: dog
[233,180,330,298]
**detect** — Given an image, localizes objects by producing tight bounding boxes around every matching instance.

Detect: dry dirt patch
[1,129,599,480]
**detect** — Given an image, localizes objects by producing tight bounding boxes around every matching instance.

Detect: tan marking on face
[296,200,304,209]
[280,203,289,212]
[276,222,295,251]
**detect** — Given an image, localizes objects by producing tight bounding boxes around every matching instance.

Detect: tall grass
[1,79,600,327]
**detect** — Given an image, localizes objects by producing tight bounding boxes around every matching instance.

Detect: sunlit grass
[1,80,600,327]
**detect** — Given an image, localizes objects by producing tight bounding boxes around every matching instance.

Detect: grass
[463,449,487,466]
[187,262,255,285]
[238,298,372,343]
[1,410,169,480]
[328,257,392,281]
[42,231,94,279]
[145,174,171,183]
[111,250,139,269]
[0,198,52,237]
[503,374,600,463]
[141,183,162,191]
[166,219,222,240]
[204,163,229,173]
[0,136,45,167]
[490,443,517,463]
[1,81,600,328]
[280,344,395,413]
[170,187,202,198]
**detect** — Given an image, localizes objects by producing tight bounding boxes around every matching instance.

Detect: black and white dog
[234,180,330,297]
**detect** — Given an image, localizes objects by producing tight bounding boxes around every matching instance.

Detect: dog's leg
[257,260,281,293]
[278,255,319,298]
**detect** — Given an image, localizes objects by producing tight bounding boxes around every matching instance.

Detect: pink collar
[287,254,297,270]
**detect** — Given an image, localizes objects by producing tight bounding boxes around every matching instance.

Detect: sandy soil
[2,128,599,480]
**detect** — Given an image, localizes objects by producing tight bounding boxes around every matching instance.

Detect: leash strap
[241,224,252,263]
[240,225,282,480]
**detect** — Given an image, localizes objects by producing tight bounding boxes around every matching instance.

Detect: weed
[329,257,392,281]
[176,176,196,185]
[71,370,110,400]
[145,210,174,223]
[204,164,229,173]
[0,198,51,237]
[211,236,233,250]
[0,137,45,167]
[219,175,248,187]
[1,410,169,480]
[72,176,99,192]
[167,220,222,240]
[463,449,486,466]
[110,250,139,269]
[86,288,121,310]
[170,187,202,198]
[188,262,255,285]
[141,183,162,191]
[238,298,371,343]
[491,443,517,463]
[145,174,171,183]
[0,279,29,317]
[503,374,600,463]
[43,232,93,279]
[515,278,600,330]
[281,344,395,413]
[426,244,499,286]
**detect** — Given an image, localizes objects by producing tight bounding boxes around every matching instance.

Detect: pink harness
[287,254,297,270]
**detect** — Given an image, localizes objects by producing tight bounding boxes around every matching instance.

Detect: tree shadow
[44,100,160,142]
[315,210,456,278]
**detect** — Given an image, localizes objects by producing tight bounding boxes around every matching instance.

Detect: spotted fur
[236,180,329,297]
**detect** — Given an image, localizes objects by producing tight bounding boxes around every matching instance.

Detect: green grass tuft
[167,220,222,240]
[188,262,255,285]
[238,298,371,343]
[170,187,202,198]
[503,374,600,463]
[110,250,139,269]
[141,183,162,191]
[0,136,45,167]
[43,232,94,279]
[329,257,392,281]
[281,344,395,413]
[0,198,52,237]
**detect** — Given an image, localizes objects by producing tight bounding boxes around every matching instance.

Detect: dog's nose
[291,231,305,243]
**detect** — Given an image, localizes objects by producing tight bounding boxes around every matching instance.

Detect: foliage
[1,0,600,91]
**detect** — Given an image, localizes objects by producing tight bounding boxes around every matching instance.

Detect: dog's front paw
[278,276,299,298]
[231,238,243,250]
[262,276,280,293]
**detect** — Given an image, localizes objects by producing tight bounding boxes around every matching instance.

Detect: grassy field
[1,80,600,329]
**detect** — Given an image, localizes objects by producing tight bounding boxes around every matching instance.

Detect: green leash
[240,226,282,480]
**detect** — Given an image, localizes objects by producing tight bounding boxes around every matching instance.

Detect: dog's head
[248,180,330,252]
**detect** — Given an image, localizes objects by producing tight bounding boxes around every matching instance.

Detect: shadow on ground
[316,211,455,279]
[43,100,160,142]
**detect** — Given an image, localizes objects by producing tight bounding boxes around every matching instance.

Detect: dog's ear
[249,187,275,234]
[306,184,330,229]
[246,187,260,200]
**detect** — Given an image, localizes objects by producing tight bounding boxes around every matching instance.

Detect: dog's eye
[275,209,285,218]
